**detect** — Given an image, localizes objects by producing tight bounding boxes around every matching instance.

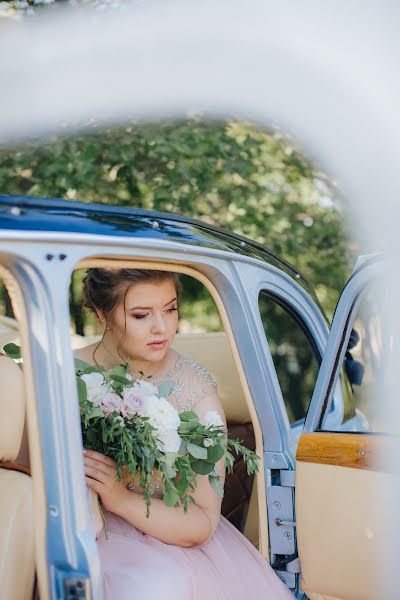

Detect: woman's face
[107,278,179,364]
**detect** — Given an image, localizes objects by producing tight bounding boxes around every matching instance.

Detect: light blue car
[0,195,385,600]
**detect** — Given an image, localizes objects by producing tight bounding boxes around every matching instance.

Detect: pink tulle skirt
[97,512,295,599]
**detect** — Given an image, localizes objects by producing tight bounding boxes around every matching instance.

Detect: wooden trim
[296,432,397,472]
[1,461,31,476]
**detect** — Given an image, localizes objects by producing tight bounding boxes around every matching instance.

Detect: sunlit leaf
[3,343,21,360]
[187,443,208,460]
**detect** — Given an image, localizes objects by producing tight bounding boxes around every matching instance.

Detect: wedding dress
[97,354,295,599]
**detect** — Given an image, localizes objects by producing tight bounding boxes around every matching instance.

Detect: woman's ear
[96,309,107,328]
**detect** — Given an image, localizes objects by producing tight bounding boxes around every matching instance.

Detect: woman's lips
[147,340,167,349]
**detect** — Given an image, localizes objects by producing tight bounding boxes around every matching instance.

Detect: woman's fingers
[84,456,115,477]
[85,476,102,494]
[84,463,117,484]
[83,449,116,467]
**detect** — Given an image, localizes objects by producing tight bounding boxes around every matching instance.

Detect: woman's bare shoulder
[74,343,98,364]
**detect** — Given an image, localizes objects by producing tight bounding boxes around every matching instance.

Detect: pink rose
[121,382,157,419]
[98,392,123,417]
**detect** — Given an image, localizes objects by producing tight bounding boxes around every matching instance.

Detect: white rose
[139,395,180,433]
[98,392,123,417]
[121,380,160,418]
[204,410,224,428]
[135,379,159,396]
[81,372,109,404]
[156,429,182,453]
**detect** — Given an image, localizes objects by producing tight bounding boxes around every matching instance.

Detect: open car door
[295,255,398,600]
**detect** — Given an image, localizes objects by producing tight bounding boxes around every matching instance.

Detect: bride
[75,267,294,600]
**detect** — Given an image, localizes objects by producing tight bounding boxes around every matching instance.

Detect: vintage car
[0,193,390,600]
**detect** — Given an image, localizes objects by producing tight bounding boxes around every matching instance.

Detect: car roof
[0,194,318,300]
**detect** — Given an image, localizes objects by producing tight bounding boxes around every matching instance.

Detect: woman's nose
[151,313,167,333]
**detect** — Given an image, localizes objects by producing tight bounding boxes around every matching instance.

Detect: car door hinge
[276,570,297,589]
[267,482,296,555]
[286,557,301,573]
[273,557,300,589]
[280,469,296,487]
[55,569,91,600]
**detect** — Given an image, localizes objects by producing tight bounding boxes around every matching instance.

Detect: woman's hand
[83,449,128,514]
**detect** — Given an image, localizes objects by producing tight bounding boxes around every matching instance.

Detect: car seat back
[0,355,35,600]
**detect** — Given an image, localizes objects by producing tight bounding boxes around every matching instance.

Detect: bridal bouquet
[75,359,259,516]
[2,341,259,518]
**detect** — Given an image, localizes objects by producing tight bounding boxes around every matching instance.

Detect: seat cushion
[0,468,35,600]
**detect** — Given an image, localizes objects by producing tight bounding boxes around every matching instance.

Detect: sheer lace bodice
[150,353,218,414]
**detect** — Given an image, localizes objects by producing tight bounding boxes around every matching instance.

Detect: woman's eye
[133,313,148,320]
[166,307,178,313]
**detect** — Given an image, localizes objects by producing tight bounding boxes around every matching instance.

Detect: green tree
[0,119,355,329]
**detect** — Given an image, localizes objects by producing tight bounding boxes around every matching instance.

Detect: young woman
[76,268,294,600]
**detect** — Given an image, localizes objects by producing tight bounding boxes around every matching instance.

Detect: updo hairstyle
[83,268,182,320]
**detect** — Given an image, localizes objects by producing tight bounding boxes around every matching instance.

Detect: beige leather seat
[0,355,35,600]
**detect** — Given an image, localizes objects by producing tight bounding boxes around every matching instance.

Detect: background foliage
[0,118,358,420]
[0,118,355,332]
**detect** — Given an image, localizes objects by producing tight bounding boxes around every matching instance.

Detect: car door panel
[296,433,395,600]
[295,257,397,599]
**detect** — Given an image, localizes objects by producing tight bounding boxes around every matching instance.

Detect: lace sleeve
[159,354,218,414]
[184,356,226,541]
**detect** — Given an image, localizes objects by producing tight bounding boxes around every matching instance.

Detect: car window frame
[254,280,348,438]
[303,256,383,434]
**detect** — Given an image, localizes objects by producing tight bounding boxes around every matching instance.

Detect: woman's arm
[84,387,227,547]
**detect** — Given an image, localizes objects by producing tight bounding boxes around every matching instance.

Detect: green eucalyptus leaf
[163,488,179,507]
[178,421,199,433]
[89,407,105,419]
[157,380,174,398]
[208,475,224,497]
[179,439,187,453]
[3,343,21,360]
[207,444,225,463]
[76,377,87,403]
[175,477,188,496]
[109,374,131,385]
[179,411,199,423]
[83,365,105,375]
[163,452,178,466]
[225,452,235,474]
[190,459,215,475]
[162,463,177,478]
[74,358,92,373]
[187,443,208,460]
[109,365,128,378]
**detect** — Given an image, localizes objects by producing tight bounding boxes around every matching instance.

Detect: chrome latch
[275,518,296,528]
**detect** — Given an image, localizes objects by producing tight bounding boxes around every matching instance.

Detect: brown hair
[83,268,182,316]
[82,268,182,362]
